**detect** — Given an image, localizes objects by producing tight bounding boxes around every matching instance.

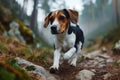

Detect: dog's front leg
[50,48,61,70]
[63,47,76,60]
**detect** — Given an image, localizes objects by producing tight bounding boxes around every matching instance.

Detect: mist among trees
[0,0,120,80]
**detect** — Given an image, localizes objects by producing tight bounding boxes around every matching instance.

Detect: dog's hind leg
[68,42,83,66]
[68,49,81,66]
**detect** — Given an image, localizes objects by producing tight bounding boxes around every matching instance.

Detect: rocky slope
[0,35,120,80]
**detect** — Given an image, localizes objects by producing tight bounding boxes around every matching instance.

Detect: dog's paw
[50,65,59,70]
[68,58,77,67]
[70,60,76,67]
[49,66,59,73]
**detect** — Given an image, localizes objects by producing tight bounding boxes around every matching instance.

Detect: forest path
[47,49,120,80]
[0,36,120,80]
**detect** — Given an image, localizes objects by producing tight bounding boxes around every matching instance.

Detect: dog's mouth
[51,27,64,34]
[51,30,59,34]
[51,30,64,34]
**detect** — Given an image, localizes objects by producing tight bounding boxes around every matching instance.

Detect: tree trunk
[19,0,28,20]
[102,0,105,18]
[30,0,38,32]
[113,0,120,26]
[7,0,13,8]
[91,1,95,21]
[42,0,50,14]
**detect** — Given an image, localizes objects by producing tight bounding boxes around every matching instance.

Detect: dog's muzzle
[51,25,59,34]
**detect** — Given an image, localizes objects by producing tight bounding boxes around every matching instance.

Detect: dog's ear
[66,9,78,24]
[43,12,52,28]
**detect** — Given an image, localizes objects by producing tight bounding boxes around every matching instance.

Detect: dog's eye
[49,17,54,24]
[59,16,65,20]
[50,17,53,21]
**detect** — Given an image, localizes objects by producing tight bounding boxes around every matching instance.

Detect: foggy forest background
[1,0,120,47]
[0,0,120,80]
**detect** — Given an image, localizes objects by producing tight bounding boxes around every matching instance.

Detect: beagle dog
[43,9,84,72]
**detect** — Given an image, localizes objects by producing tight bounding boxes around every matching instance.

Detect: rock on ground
[75,69,95,80]
[15,57,57,80]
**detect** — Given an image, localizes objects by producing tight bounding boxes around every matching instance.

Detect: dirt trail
[46,49,120,80]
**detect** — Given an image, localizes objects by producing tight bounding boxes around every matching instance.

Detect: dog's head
[43,9,78,34]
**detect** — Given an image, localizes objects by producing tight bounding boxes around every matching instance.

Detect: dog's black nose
[51,25,58,34]
[51,25,57,30]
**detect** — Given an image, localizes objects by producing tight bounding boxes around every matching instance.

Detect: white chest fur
[55,31,76,51]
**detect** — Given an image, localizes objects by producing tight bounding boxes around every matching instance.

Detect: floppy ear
[67,9,78,24]
[43,12,52,28]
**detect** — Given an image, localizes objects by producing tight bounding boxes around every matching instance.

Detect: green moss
[15,48,33,58]
[0,68,15,80]
[41,47,53,56]
[8,59,30,80]
[0,60,30,80]
[28,47,53,67]
[39,48,53,65]
[37,48,53,61]
[25,65,36,71]
[103,26,120,44]
[14,19,34,44]
[21,48,32,55]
